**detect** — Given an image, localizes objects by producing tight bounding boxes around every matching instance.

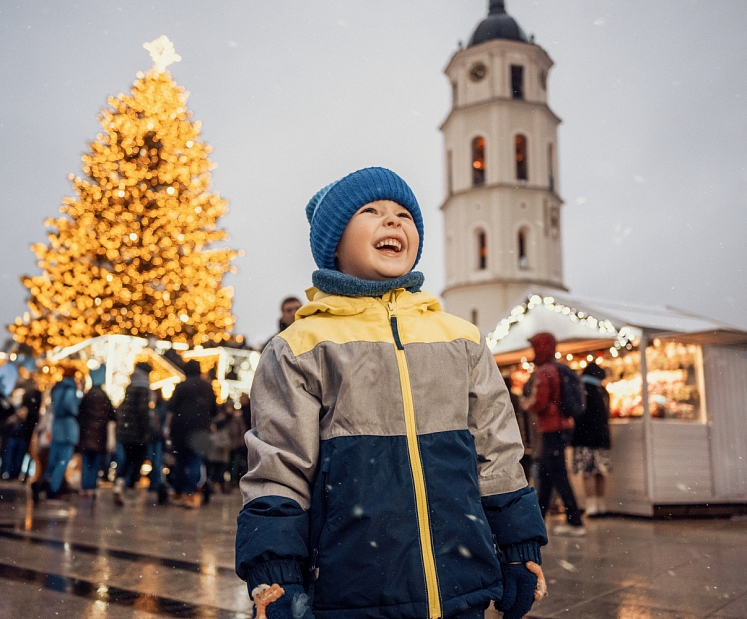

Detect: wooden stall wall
[703,345,747,500]
[651,422,712,503]
[605,421,651,516]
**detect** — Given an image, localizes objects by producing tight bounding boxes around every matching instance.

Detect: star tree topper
[143,35,182,73]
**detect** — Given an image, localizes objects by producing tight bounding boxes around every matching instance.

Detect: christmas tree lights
[10,37,239,354]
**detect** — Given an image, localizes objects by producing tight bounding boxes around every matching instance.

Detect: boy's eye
[398,212,413,220]
[361,207,377,214]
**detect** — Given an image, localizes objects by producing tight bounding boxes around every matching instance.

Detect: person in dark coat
[20,380,42,451]
[1,380,40,480]
[78,366,116,496]
[167,360,216,508]
[504,373,533,483]
[0,389,15,466]
[572,363,612,517]
[113,362,152,505]
[146,390,169,505]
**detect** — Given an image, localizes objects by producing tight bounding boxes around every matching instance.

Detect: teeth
[376,238,402,251]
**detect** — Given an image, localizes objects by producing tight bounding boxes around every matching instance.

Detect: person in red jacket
[522,332,585,536]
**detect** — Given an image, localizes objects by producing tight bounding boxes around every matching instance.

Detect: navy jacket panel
[419,431,503,603]
[310,435,426,612]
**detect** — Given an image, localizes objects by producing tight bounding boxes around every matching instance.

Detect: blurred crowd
[0,358,251,509]
[0,296,306,509]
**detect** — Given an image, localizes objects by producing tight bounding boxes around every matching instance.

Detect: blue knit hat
[305,167,424,270]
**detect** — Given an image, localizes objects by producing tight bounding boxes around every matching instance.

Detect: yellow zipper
[387,300,442,619]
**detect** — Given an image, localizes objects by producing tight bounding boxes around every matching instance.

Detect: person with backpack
[522,332,585,536]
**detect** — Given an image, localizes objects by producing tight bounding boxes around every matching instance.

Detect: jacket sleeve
[468,337,527,497]
[482,487,548,563]
[468,338,548,562]
[235,336,322,590]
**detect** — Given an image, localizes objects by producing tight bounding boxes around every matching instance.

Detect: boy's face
[335,200,419,281]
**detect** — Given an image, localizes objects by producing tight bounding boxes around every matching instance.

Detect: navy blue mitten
[264,584,315,619]
[498,563,538,619]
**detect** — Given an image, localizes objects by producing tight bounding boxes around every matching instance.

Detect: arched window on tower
[518,228,528,270]
[515,134,527,181]
[547,143,555,191]
[476,229,488,270]
[472,137,486,186]
[510,65,524,99]
[471,309,479,326]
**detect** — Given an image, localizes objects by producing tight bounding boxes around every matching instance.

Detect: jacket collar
[299,285,442,320]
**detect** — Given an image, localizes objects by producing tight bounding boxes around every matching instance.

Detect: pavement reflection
[1,481,746,618]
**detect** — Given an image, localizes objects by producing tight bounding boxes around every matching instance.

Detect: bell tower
[441,0,566,333]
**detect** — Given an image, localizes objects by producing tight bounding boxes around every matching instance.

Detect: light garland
[487,294,640,354]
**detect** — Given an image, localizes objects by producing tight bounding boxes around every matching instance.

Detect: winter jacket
[0,395,15,444]
[78,386,117,452]
[572,376,611,449]
[50,378,81,445]
[236,288,547,619]
[116,369,151,445]
[20,388,42,444]
[524,363,574,435]
[168,375,216,450]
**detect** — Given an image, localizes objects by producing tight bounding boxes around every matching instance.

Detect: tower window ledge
[469,270,493,283]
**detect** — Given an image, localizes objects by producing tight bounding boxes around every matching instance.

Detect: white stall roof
[489,289,746,356]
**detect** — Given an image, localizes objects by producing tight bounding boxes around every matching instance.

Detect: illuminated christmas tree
[10,36,239,354]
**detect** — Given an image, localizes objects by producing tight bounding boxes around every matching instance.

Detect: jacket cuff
[500,541,542,565]
[246,559,305,592]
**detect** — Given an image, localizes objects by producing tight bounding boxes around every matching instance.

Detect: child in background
[235,168,548,619]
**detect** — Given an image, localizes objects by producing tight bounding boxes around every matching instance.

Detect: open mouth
[375,238,403,253]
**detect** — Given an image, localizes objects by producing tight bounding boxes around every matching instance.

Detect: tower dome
[468,0,528,47]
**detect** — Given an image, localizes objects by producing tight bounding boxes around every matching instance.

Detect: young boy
[236,167,548,619]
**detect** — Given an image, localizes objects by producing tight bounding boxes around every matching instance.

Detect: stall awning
[488,289,746,360]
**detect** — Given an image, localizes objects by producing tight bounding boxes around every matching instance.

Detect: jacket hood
[299,287,442,320]
[529,332,557,365]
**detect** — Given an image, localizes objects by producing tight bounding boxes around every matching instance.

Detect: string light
[9,43,237,354]
[486,294,638,352]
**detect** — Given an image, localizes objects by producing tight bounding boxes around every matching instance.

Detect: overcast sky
[1,0,746,347]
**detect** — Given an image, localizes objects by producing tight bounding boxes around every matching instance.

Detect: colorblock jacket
[236,288,547,619]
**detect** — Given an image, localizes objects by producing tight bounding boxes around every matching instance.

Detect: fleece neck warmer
[312,269,424,298]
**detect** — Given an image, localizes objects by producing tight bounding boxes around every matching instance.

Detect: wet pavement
[1,481,746,619]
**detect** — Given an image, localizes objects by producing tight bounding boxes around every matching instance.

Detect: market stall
[47,334,185,405]
[180,346,261,404]
[489,291,747,516]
